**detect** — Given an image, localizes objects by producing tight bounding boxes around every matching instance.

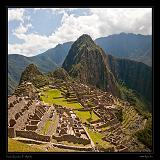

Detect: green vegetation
[87,101,94,108]
[119,82,151,118]
[8,138,43,152]
[41,89,83,109]
[48,67,70,81]
[20,64,49,88]
[40,120,53,135]
[135,118,152,149]
[74,110,100,123]
[86,128,111,149]
[101,126,110,132]
[115,109,123,122]
[8,138,77,152]
[32,75,49,88]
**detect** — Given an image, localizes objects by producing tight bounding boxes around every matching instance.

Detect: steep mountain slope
[35,42,73,66]
[48,67,71,81]
[95,33,152,66]
[8,42,72,94]
[62,34,120,96]
[107,55,152,102]
[8,33,152,95]
[19,64,49,88]
[8,54,33,95]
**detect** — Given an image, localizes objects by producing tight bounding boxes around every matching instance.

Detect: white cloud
[9,8,152,56]
[89,8,152,36]
[14,23,32,34]
[8,8,25,22]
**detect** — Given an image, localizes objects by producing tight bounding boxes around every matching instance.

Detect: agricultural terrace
[40,89,83,109]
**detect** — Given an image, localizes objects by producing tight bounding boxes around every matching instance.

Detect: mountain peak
[19,64,43,85]
[23,64,42,75]
[78,34,93,40]
[62,34,120,96]
[19,63,49,88]
[73,34,95,47]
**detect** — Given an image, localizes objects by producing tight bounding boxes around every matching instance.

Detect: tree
[89,108,94,120]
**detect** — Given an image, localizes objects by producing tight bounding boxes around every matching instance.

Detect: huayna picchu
[62,34,120,97]
[8,34,152,152]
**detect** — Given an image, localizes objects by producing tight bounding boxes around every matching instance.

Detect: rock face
[107,54,152,102]
[19,64,49,88]
[48,67,70,81]
[62,34,120,96]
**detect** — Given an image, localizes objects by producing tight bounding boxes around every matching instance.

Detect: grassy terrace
[41,89,100,123]
[8,138,77,152]
[86,128,112,149]
[39,88,111,150]
[41,89,83,109]
[74,110,100,123]
[40,120,53,135]
[8,138,43,152]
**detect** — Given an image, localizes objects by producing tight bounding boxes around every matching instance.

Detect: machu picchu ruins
[8,79,151,152]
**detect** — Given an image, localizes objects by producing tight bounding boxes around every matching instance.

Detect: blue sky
[8,8,152,57]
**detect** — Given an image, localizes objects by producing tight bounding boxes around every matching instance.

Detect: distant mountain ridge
[62,34,152,104]
[8,33,152,95]
[8,42,72,94]
[95,33,152,66]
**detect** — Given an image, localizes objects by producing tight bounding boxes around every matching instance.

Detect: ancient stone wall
[90,119,102,124]
[8,127,15,138]
[52,143,92,151]
[30,120,39,125]
[96,123,108,129]
[52,134,90,145]
[26,125,38,131]
[16,130,51,142]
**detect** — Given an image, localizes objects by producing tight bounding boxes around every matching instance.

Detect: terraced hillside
[8,80,151,152]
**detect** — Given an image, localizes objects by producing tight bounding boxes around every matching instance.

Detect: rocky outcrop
[19,64,49,88]
[106,54,152,102]
[48,67,70,81]
[62,34,120,97]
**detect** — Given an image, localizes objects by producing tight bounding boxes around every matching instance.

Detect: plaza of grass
[40,88,111,149]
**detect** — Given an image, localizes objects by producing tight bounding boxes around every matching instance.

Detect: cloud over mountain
[8,8,152,57]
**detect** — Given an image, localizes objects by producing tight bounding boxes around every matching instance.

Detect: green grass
[41,89,83,109]
[74,110,100,123]
[86,128,111,149]
[40,120,53,135]
[8,138,79,152]
[101,126,110,131]
[8,138,43,152]
[118,82,151,118]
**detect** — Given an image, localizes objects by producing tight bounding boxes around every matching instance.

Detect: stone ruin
[14,81,38,100]
[52,105,91,145]
[8,94,51,142]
